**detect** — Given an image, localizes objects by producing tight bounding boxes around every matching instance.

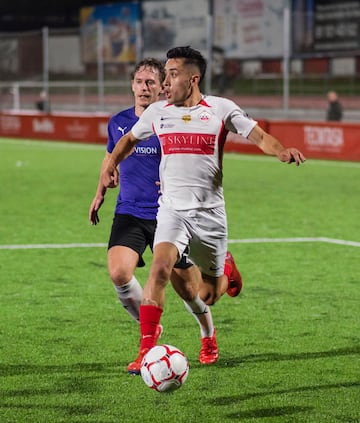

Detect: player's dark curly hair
[166,46,207,84]
[132,58,166,84]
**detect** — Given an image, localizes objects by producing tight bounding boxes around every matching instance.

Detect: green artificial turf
[0,137,359,423]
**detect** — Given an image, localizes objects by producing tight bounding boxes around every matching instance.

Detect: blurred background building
[0,0,359,121]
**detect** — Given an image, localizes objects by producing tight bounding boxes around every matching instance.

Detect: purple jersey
[107,107,160,219]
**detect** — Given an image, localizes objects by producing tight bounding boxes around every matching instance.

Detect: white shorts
[154,203,228,277]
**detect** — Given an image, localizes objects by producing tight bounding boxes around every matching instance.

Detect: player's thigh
[189,207,228,277]
[154,205,190,258]
[150,242,179,284]
[108,214,155,268]
[107,245,139,284]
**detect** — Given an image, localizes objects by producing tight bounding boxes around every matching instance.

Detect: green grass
[0,137,359,423]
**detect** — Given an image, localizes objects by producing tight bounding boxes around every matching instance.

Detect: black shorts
[108,214,192,269]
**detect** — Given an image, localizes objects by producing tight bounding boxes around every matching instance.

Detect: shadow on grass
[191,344,360,369]
[227,405,313,419]
[0,362,124,421]
[196,343,360,420]
[211,380,359,421]
[0,402,103,415]
[0,361,122,377]
[209,380,360,405]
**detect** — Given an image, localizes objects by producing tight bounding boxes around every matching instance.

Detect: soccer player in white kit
[101,46,306,374]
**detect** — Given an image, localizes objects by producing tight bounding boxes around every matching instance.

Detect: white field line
[0,237,359,250]
[0,243,107,250]
[227,237,360,247]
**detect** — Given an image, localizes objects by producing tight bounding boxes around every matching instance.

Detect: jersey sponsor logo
[117,126,127,135]
[160,123,175,129]
[160,132,216,155]
[133,145,159,155]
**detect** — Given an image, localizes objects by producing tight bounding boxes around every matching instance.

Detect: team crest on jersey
[182,114,192,123]
[198,111,211,122]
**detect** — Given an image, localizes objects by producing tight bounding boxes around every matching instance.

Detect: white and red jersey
[131,95,257,210]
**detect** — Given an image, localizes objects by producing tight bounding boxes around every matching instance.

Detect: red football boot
[199,328,219,364]
[225,251,243,297]
[127,348,150,376]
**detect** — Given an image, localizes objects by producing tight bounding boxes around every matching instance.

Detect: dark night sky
[0,0,128,31]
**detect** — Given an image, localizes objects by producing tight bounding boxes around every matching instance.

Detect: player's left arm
[248,124,306,166]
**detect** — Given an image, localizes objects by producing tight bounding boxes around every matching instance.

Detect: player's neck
[134,104,147,117]
[179,90,203,108]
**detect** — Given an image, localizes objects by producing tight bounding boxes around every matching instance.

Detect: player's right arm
[89,152,112,225]
[248,125,306,166]
[101,131,139,188]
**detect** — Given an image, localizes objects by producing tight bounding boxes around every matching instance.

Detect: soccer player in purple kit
[101,47,306,375]
[89,58,242,373]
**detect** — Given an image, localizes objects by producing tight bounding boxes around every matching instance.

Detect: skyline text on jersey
[159,132,216,154]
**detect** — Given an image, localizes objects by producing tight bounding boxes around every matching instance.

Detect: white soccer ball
[140,344,189,392]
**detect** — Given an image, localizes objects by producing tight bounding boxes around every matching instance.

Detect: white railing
[0,80,130,112]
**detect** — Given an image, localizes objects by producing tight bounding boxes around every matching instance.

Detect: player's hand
[89,195,104,225]
[278,148,306,166]
[101,164,119,188]
[155,180,162,194]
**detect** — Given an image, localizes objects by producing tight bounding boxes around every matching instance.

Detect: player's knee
[205,297,217,306]
[200,288,221,306]
[178,289,195,302]
[108,266,133,286]
[142,297,159,306]
[200,274,222,305]
[200,291,213,306]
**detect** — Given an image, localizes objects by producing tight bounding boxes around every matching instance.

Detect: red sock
[139,304,163,350]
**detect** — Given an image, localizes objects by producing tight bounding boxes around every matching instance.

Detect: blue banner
[80,2,139,63]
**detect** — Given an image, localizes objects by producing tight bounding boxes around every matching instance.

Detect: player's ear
[191,74,201,85]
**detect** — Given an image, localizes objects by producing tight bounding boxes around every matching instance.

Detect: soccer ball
[140,344,189,392]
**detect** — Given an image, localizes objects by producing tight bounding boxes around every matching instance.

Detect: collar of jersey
[165,96,211,108]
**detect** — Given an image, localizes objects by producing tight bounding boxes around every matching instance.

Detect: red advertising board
[1,111,360,162]
[0,111,109,145]
[267,121,360,162]
[224,119,360,162]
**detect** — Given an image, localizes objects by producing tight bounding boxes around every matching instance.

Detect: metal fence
[0,26,137,112]
[0,23,359,114]
[0,80,135,112]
